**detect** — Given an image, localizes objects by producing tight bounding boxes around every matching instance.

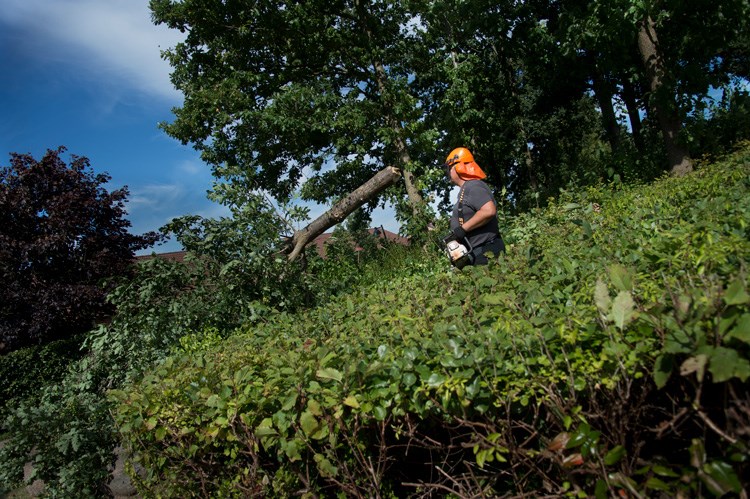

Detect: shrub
[0,335,85,422]
[111,148,750,496]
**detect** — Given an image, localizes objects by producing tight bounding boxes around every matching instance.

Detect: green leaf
[282,439,301,461]
[726,314,750,344]
[653,354,673,388]
[733,358,750,382]
[702,461,742,495]
[581,220,593,238]
[155,427,167,441]
[603,445,626,466]
[426,373,446,387]
[651,464,679,477]
[594,279,611,315]
[566,425,590,449]
[609,264,632,292]
[372,406,387,421]
[307,399,322,416]
[478,277,496,288]
[343,395,360,409]
[482,293,505,305]
[645,476,670,491]
[253,417,276,437]
[299,410,319,435]
[316,368,343,383]
[314,453,339,477]
[281,392,298,411]
[205,394,222,408]
[444,306,463,317]
[708,347,741,382]
[724,280,750,306]
[611,291,636,330]
[563,415,573,431]
[594,479,608,499]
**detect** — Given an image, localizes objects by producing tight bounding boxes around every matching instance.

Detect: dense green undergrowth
[0,335,85,421]
[111,146,750,497]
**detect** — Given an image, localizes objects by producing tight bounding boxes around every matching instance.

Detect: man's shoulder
[465,180,492,194]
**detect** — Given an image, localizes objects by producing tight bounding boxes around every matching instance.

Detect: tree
[151,0,749,242]
[547,0,750,176]
[150,0,433,259]
[409,0,607,209]
[636,12,693,175]
[0,147,159,353]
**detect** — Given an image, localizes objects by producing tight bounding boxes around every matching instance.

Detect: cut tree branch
[285,166,402,261]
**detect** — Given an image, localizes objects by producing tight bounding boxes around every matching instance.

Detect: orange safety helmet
[444,147,487,180]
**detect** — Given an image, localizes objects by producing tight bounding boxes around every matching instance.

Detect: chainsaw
[442,234,473,269]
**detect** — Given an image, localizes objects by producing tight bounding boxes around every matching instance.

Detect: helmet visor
[443,162,453,176]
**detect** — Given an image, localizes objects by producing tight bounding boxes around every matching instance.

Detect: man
[443,147,505,266]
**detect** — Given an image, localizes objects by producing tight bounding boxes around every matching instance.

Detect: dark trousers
[472,237,506,265]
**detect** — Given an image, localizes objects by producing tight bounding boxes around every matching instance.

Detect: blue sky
[0,0,400,255]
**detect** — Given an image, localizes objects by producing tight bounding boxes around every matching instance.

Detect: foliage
[111,147,750,496]
[150,0,431,212]
[0,186,427,496]
[0,358,117,498]
[0,335,85,423]
[150,0,750,230]
[686,89,750,160]
[0,147,160,353]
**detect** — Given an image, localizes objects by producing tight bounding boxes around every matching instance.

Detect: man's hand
[450,226,466,241]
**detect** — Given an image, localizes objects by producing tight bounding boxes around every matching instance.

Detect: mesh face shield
[443,162,454,176]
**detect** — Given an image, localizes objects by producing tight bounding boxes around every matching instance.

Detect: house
[310,227,408,258]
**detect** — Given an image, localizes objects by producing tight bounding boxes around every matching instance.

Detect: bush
[0,191,434,496]
[110,148,750,496]
[0,361,117,497]
[0,335,85,422]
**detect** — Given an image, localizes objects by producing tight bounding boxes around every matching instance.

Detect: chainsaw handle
[441,232,472,252]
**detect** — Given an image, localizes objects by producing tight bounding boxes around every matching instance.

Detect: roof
[136,227,408,262]
[312,227,408,258]
[135,250,188,263]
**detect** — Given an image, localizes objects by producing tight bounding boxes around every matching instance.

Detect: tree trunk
[372,59,424,209]
[286,166,402,261]
[636,14,693,176]
[621,75,645,154]
[591,64,621,153]
[354,0,423,212]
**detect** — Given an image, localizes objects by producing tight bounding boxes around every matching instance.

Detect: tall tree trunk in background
[621,75,645,154]
[591,63,621,154]
[355,0,423,213]
[636,15,693,176]
[492,42,539,201]
[372,60,424,209]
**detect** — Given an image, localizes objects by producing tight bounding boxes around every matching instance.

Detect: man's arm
[461,200,496,232]
[448,200,496,242]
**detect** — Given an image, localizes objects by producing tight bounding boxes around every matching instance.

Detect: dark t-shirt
[450,180,499,250]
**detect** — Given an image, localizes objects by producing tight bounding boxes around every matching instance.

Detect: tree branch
[285,166,401,261]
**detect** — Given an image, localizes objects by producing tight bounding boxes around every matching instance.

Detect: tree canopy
[150,0,750,247]
[0,147,160,353]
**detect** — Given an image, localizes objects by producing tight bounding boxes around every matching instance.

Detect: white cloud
[176,159,205,176]
[128,183,184,208]
[1,0,183,101]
